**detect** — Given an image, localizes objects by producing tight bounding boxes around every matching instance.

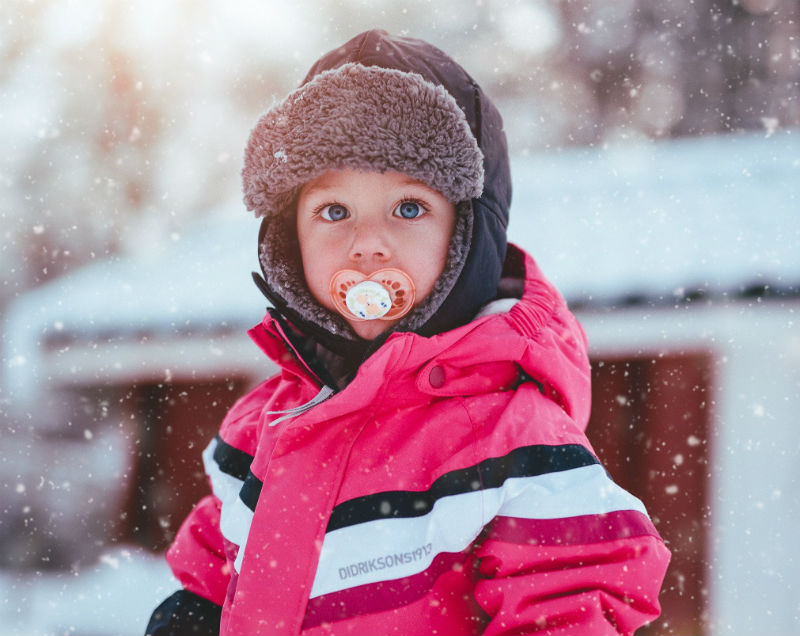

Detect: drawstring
[265,385,335,427]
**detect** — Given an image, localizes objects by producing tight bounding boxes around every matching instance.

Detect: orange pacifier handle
[330,268,416,322]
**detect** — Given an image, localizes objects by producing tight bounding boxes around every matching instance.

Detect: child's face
[297,169,456,340]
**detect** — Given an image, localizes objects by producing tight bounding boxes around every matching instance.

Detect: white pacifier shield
[345,280,392,320]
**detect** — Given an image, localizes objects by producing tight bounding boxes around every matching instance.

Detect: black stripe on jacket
[210,436,599,527]
[212,435,253,482]
[209,436,262,512]
[325,444,598,532]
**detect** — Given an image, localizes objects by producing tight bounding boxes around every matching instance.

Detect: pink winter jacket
[165,245,670,635]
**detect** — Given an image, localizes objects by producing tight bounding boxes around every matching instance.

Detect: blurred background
[1,1,798,635]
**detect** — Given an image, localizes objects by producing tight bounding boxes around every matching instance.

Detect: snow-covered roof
[6,209,265,345]
[3,130,798,404]
[509,129,799,306]
[2,209,267,405]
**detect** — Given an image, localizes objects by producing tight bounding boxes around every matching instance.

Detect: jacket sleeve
[145,495,228,636]
[473,482,670,636]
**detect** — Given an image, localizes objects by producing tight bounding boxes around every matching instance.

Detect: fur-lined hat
[243,29,511,352]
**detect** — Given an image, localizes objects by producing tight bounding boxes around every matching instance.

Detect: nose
[348,223,392,266]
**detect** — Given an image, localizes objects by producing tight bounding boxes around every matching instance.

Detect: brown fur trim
[242,63,484,218]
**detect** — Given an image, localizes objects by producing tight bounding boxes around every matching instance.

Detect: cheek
[429,216,456,272]
[408,227,453,301]
[302,259,332,306]
[298,232,333,306]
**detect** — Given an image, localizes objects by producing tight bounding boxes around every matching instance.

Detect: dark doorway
[587,352,713,636]
[119,378,248,551]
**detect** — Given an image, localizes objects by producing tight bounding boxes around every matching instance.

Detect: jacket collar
[248,244,589,428]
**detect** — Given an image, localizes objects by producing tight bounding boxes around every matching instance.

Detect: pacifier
[330,268,416,322]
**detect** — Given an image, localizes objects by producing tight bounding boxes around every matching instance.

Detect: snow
[3,207,265,406]
[0,546,178,636]
[7,205,263,335]
[509,129,800,304]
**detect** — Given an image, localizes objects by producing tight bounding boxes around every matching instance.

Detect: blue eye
[394,201,423,219]
[320,204,349,221]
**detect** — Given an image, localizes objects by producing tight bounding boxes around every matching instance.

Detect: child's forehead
[301,169,443,198]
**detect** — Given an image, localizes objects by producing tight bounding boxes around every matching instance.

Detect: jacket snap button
[429,365,446,389]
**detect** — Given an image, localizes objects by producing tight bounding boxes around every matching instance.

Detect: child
[146,30,670,636]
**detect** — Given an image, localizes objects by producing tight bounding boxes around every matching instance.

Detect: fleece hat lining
[258,199,473,339]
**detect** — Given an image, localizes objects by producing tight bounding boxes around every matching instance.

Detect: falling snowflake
[761,116,778,138]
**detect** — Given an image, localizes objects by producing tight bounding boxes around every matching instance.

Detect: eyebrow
[298,181,336,199]
[394,175,433,190]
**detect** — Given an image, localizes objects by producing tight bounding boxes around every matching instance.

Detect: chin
[351,319,398,340]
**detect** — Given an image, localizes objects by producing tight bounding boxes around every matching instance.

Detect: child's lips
[329,268,416,321]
